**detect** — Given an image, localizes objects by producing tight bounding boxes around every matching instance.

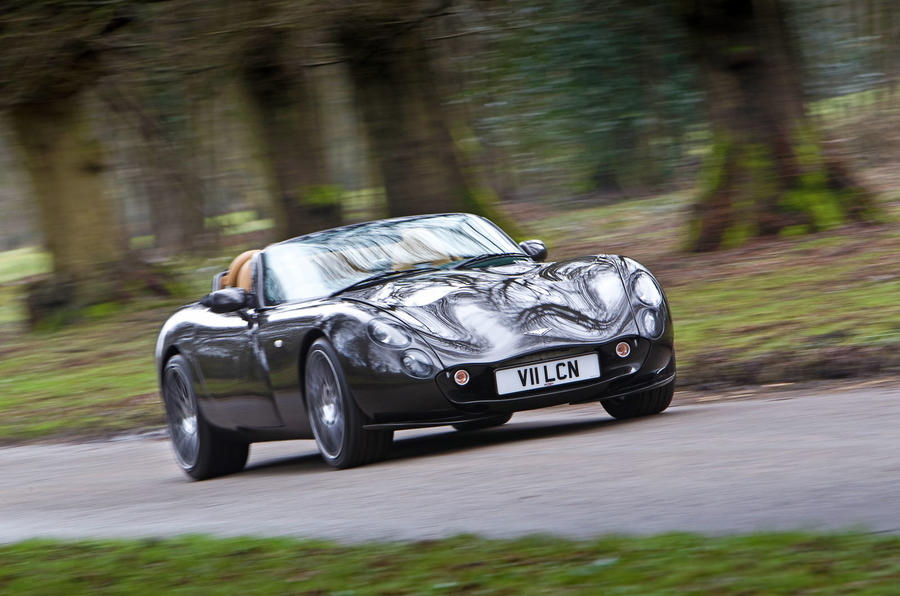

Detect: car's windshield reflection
[263,214,524,304]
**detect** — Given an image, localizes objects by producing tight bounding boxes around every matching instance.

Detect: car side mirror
[200,287,249,313]
[519,239,548,262]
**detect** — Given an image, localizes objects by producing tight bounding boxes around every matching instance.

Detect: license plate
[495,353,600,396]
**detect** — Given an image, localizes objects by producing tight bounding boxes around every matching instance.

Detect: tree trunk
[343,27,478,217]
[98,85,212,256]
[9,92,130,313]
[683,0,879,252]
[241,33,340,239]
[143,160,205,255]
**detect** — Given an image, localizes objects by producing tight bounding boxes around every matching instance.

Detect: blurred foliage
[794,0,898,100]
[466,0,703,196]
[0,0,896,249]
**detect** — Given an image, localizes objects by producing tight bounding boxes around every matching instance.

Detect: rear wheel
[601,381,674,420]
[305,339,393,469]
[452,413,512,432]
[161,355,249,480]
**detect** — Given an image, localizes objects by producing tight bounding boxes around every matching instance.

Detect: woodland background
[0,0,898,441]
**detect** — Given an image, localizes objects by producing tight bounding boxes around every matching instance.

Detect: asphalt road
[2,384,899,543]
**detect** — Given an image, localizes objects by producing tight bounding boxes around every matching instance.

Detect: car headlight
[401,349,434,378]
[368,319,411,347]
[632,271,663,308]
[640,308,662,338]
[621,259,667,339]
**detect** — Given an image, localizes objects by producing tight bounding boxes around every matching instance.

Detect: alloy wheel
[163,366,200,469]
[307,349,345,459]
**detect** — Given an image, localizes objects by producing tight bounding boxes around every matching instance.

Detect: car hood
[346,255,638,366]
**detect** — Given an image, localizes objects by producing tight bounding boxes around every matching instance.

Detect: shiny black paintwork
[156,217,674,442]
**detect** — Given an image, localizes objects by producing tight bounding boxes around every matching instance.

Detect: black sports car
[156,213,675,479]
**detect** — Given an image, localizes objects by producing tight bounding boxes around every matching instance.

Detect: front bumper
[439,336,673,410]
[361,335,675,429]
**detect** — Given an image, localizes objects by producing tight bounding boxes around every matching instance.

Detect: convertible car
[156,213,675,479]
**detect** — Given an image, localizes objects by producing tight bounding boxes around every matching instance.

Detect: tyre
[305,338,393,469]
[161,355,249,480]
[601,381,674,420]
[452,413,512,432]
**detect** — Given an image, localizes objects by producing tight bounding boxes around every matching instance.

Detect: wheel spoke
[307,350,344,459]
[164,367,200,468]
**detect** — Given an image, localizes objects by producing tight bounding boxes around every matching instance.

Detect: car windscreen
[262,214,522,304]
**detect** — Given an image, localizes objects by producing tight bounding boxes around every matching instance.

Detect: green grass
[0,284,25,325]
[2,533,899,594]
[808,87,887,118]
[0,246,51,284]
[0,297,175,442]
[668,246,900,384]
[0,252,235,443]
[207,209,275,236]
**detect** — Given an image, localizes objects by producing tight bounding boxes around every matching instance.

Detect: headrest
[221,249,260,291]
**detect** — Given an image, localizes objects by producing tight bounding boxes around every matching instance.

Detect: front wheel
[305,339,393,469]
[601,381,674,420]
[161,355,249,480]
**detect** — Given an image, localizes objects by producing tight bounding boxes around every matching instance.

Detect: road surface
[2,383,898,543]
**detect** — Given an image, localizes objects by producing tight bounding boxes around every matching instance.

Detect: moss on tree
[683,0,881,252]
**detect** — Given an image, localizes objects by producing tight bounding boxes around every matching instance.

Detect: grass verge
[2,533,899,595]
[0,254,232,443]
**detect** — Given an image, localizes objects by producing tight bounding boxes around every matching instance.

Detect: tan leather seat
[221,249,260,292]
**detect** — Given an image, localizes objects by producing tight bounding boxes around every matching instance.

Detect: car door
[254,303,329,436]
[190,260,283,430]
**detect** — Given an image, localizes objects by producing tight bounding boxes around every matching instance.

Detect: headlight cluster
[368,318,436,378]
[368,319,411,347]
[624,261,667,339]
[632,271,663,308]
[401,349,434,378]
